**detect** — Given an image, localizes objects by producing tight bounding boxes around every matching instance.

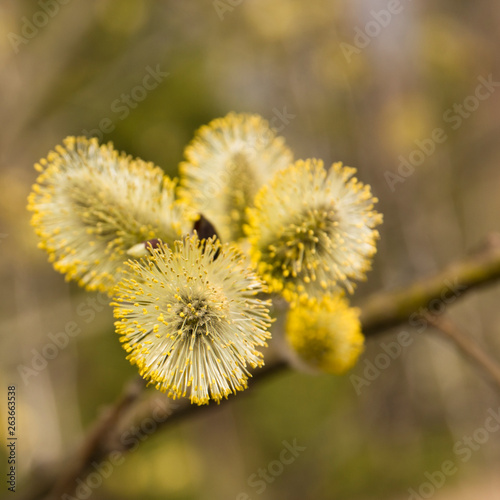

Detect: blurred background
[2,0,500,499]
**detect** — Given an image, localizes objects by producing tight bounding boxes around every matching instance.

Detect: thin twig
[425,313,500,391]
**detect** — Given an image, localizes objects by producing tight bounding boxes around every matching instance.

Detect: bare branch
[425,314,500,391]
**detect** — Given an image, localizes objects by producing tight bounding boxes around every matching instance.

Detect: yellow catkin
[179,112,293,243]
[246,159,383,303]
[28,136,192,294]
[286,294,364,374]
[111,236,272,405]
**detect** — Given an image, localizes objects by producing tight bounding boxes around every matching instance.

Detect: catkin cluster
[28,113,382,404]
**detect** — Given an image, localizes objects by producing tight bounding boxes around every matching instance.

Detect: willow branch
[36,232,500,499]
[46,376,147,500]
[359,233,500,336]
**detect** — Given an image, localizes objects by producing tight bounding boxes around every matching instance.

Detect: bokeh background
[2,1,500,499]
